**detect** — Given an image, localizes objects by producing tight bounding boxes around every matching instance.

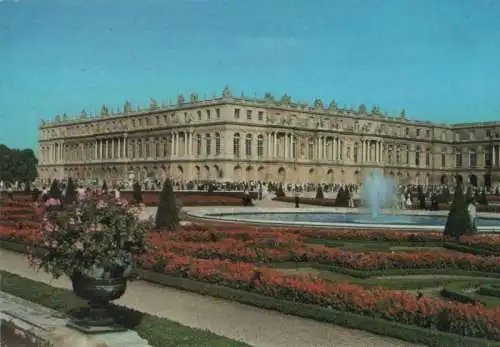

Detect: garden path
[0,249,424,347]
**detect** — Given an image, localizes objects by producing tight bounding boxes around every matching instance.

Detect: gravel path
[0,249,424,347]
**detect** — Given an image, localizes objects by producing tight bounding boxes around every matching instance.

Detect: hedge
[1,240,499,347]
[0,270,249,347]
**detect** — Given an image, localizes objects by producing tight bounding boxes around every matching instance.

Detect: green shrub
[133,181,143,204]
[444,182,472,239]
[315,185,324,199]
[276,184,285,198]
[102,180,108,193]
[334,187,349,207]
[155,179,179,231]
[49,179,61,200]
[64,177,77,204]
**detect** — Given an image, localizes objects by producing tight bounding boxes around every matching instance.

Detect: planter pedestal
[68,273,127,334]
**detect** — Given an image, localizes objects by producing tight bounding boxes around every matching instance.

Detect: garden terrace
[1,199,500,346]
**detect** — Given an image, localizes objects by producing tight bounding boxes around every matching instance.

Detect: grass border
[0,270,250,347]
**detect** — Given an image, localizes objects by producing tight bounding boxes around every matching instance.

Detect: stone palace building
[37,87,500,186]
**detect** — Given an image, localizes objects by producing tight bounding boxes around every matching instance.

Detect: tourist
[405,195,412,209]
[467,198,478,232]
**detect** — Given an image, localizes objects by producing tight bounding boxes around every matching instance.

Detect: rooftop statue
[400,109,406,119]
[313,98,323,110]
[177,94,185,105]
[149,98,158,110]
[62,113,69,121]
[281,94,291,105]
[264,92,274,101]
[371,105,381,116]
[100,105,109,117]
[190,93,198,104]
[222,86,232,98]
[123,101,132,115]
[40,118,46,126]
[358,104,367,114]
[328,100,337,111]
[54,114,61,122]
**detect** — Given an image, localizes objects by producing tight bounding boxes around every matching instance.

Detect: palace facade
[37,87,500,186]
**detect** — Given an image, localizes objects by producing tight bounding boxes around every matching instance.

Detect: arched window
[196,134,202,156]
[308,139,314,160]
[425,148,431,167]
[206,134,211,155]
[233,133,240,158]
[469,148,477,168]
[257,135,264,158]
[415,145,421,166]
[245,134,252,157]
[215,133,221,155]
[455,149,463,168]
[441,149,446,168]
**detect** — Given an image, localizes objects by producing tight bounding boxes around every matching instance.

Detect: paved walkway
[0,249,423,347]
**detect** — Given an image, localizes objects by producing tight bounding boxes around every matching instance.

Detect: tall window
[405,146,409,164]
[441,150,446,168]
[339,141,344,161]
[196,135,202,156]
[257,135,264,158]
[215,133,221,155]
[216,108,220,119]
[206,134,211,155]
[233,133,240,158]
[156,141,161,158]
[354,143,359,163]
[415,145,420,166]
[308,139,314,160]
[425,148,431,167]
[234,109,240,119]
[246,110,252,120]
[145,139,150,158]
[292,136,296,159]
[455,149,463,168]
[258,111,264,121]
[245,134,252,157]
[469,148,477,168]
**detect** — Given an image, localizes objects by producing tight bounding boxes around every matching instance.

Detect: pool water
[218,212,500,227]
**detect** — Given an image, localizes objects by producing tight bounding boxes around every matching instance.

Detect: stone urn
[68,259,133,333]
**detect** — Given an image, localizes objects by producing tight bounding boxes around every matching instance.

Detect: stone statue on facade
[328,100,337,111]
[314,98,323,110]
[281,94,291,105]
[123,101,132,115]
[149,98,158,110]
[100,105,109,117]
[222,86,232,98]
[190,93,198,104]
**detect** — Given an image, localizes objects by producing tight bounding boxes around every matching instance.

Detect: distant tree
[132,181,142,204]
[315,185,324,199]
[0,145,38,185]
[49,179,61,200]
[155,179,179,231]
[444,182,472,240]
[64,177,77,204]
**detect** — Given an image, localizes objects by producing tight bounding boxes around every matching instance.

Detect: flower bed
[120,190,245,206]
[2,201,500,342]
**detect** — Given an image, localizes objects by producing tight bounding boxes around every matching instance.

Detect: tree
[444,182,472,240]
[0,145,38,185]
[155,179,179,231]
[132,181,142,204]
[64,177,77,204]
[49,179,61,200]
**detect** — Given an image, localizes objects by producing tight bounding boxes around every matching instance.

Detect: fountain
[359,170,400,218]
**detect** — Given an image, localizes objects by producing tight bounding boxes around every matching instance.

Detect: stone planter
[68,271,127,333]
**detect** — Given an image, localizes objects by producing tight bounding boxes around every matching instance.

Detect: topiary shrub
[334,187,348,207]
[132,181,142,204]
[102,180,108,194]
[64,177,77,204]
[155,179,179,231]
[478,189,488,205]
[49,179,61,200]
[444,182,472,240]
[315,185,324,199]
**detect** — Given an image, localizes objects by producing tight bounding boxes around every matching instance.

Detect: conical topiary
[315,185,324,199]
[132,181,142,204]
[102,180,108,194]
[444,182,471,239]
[334,187,348,207]
[155,179,179,231]
[64,177,77,204]
[49,179,61,200]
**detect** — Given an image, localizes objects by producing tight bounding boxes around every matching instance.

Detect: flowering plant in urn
[29,195,151,280]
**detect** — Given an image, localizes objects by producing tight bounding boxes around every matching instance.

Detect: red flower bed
[119,190,245,206]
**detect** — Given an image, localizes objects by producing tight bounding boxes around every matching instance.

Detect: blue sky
[1,0,500,150]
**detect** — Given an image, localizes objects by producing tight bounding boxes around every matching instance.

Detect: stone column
[273,133,278,159]
[267,133,271,159]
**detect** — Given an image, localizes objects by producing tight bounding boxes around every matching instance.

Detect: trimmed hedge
[443,242,500,257]
[0,270,249,347]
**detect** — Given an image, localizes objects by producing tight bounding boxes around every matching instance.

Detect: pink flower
[96,200,107,210]
[85,223,102,233]
[45,198,61,207]
[51,240,58,248]
[74,240,83,250]
[44,222,56,232]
